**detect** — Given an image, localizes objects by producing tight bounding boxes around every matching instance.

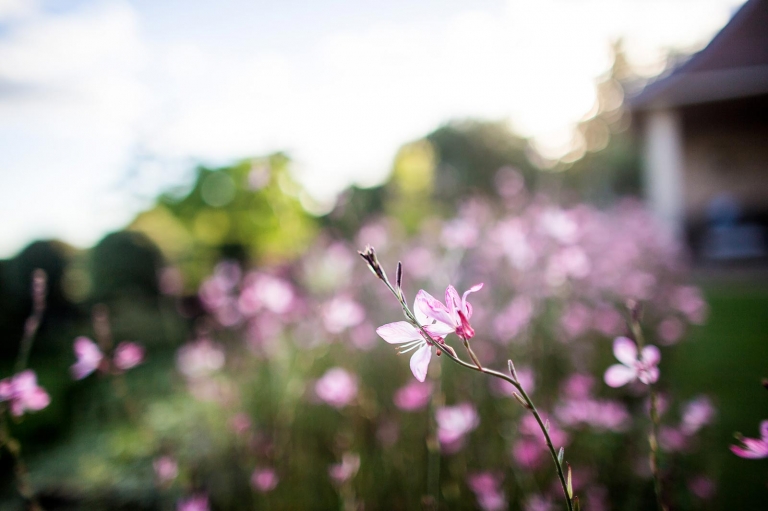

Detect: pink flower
[393,381,432,411]
[315,368,358,408]
[114,342,145,371]
[604,336,660,387]
[436,403,479,453]
[251,467,279,493]
[419,284,484,340]
[512,437,545,469]
[322,296,365,333]
[376,284,482,382]
[0,370,50,417]
[153,456,178,485]
[71,336,104,380]
[329,453,360,484]
[177,494,209,511]
[176,339,225,379]
[730,420,768,459]
[467,472,507,511]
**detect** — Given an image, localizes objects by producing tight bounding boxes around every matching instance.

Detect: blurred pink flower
[153,456,178,485]
[177,494,209,511]
[659,426,688,452]
[329,453,360,484]
[230,413,252,436]
[657,317,685,345]
[493,296,533,343]
[730,420,768,459]
[176,339,225,379]
[239,273,295,316]
[688,475,716,499]
[71,337,104,380]
[0,370,50,417]
[490,366,535,397]
[560,302,592,340]
[671,286,708,324]
[604,337,660,387]
[251,467,279,493]
[114,342,145,371]
[322,296,365,334]
[467,472,507,511]
[512,437,545,469]
[681,395,716,435]
[441,218,479,249]
[524,494,555,511]
[393,381,432,411]
[435,403,479,452]
[315,368,358,408]
[519,414,568,448]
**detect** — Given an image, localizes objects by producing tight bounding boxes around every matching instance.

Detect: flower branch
[359,246,575,511]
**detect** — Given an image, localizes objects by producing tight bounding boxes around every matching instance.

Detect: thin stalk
[370,261,573,511]
[629,308,667,511]
[15,270,47,373]
[1,412,43,511]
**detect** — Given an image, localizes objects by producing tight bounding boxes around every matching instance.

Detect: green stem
[629,309,667,511]
[380,274,573,511]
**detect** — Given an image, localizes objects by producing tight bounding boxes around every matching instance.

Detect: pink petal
[730,442,768,459]
[376,322,421,344]
[639,366,660,385]
[604,364,636,388]
[0,379,12,401]
[760,420,768,442]
[461,283,483,317]
[409,344,432,382]
[641,345,661,366]
[414,293,429,326]
[23,387,50,412]
[417,290,454,327]
[12,370,38,392]
[612,336,638,366]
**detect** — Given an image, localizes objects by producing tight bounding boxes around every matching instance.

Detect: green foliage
[90,232,163,303]
[132,154,317,288]
[427,120,538,205]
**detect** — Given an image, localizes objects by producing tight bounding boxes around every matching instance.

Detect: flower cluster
[0,370,50,417]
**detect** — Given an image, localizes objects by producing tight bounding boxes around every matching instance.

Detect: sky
[0,0,746,257]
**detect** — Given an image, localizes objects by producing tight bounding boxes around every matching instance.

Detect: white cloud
[0,0,745,257]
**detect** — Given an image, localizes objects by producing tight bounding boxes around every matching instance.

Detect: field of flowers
[1,169,766,510]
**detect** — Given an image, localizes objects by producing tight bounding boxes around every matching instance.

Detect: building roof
[630,0,768,110]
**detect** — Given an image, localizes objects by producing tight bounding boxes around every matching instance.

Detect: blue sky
[0,0,745,256]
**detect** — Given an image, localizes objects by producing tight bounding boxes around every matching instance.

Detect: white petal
[613,336,638,366]
[410,344,432,382]
[417,290,454,326]
[425,321,455,337]
[604,364,636,387]
[376,322,421,344]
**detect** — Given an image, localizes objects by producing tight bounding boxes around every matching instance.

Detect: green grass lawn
[669,280,768,508]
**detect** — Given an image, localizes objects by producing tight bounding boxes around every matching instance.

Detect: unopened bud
[507,359,518,383]
[358,245,386,281]
[512,392,530,409]
[566,463,573,499]
[545,419,550,433]
[396,261,403,290]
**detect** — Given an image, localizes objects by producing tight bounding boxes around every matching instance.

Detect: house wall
[681,95,768,220]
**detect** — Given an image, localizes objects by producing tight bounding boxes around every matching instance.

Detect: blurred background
[1,0,767,509]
